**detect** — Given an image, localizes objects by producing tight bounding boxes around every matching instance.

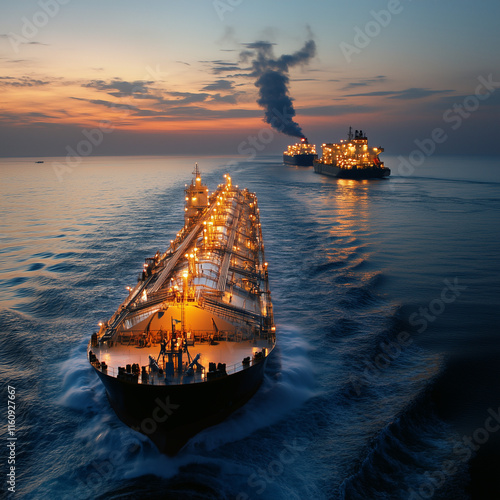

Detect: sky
[1,0,499,158]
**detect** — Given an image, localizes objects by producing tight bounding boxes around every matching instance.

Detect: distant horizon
[1,1,499,158]
[3,150,500,162]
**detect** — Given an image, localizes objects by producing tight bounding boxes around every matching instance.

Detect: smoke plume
[241,40,316,138]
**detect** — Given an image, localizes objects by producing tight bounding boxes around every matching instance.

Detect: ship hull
[93,352,271,454]
[313,161,390,179]
[283,153,318,167]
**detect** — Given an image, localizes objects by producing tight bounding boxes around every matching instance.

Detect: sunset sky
[1,0,499,157]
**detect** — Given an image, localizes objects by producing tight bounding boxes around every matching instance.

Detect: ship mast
[193,162,200,179]
[184,163,209,227]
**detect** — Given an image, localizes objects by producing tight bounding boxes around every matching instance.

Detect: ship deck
[91,337,272,385]
[90,171,275,386]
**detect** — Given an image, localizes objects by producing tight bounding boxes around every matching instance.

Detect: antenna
[193,162,200,177]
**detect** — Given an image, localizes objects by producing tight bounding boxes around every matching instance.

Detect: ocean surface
[1,154,500,499]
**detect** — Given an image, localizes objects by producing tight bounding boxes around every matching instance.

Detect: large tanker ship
[314,128,390,179]
[88,165,276,455]
[283,137,318,166]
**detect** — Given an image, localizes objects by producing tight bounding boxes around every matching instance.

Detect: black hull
[93,355,270,455]
[336,167,390,179]
[314,162,390,179]
[283,153,317,167]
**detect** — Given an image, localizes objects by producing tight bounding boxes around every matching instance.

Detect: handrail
[149,202,217,294]
[104,328,250,345]
[87,339,271,386]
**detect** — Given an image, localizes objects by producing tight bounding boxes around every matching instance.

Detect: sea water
[1,154,499,499]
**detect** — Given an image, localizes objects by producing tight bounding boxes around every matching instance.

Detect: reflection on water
[303,177,376,282]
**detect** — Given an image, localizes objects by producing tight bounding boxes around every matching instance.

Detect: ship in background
[283,137,318,166]
[314,128,390,179]
[88,165,276,455]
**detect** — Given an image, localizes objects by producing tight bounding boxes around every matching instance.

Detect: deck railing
[87,339,269,386]
[98,328,250,347]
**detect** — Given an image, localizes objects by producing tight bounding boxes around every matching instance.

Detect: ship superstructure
[283,137,318,166]
[314,128,390,179]
[88,165,275,454]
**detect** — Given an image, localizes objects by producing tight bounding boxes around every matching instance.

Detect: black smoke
[241,40,316,138]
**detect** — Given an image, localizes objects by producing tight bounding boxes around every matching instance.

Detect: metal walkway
[149,203,216,294]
